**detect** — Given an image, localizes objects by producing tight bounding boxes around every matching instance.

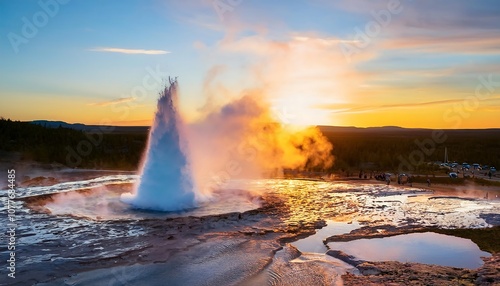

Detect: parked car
[473,163,480,170]
[449,172,458,178]
[491,167,497,173]
[398,174,409,184]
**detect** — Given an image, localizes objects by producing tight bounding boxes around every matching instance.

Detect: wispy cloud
[333,0,500,55]
[320,97,500,114]
[89,47,170,55]
[380,35,500,55]
[88,97,136,107]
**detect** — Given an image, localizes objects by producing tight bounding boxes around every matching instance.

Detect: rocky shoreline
[339,253,499,286]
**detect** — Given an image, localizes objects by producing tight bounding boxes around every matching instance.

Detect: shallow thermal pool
[327,232,491,269]
[42,184,262,220]
[292,220,362,253]
[14,175,263,220]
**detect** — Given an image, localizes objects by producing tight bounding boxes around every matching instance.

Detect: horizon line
[11,119,500,130]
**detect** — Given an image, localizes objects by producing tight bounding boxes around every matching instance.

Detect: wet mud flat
[3,192,327,286]
[1,178,499,285]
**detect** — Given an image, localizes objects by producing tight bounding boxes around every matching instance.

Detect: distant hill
[29,120,500,136]
[1,119,147,170]
[30,120,149,134]
[317,125,500,135]
[31,120,88,130]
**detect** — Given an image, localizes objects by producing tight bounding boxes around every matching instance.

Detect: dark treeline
[1,118,499,173]
[323,128,500,174]
[0,119,146,170]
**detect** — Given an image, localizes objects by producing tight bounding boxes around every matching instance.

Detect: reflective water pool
[292,220,362,253]
[327,232,491,269]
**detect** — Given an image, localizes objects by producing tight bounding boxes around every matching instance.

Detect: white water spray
[121,79,197,211]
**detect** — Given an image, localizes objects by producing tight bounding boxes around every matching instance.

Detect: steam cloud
[121,78,333,211]
[187,90,334,200]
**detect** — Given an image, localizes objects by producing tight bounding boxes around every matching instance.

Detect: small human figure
[488,171,492,179]
[426,178,431,187]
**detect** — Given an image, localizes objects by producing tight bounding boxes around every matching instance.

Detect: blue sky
[1,0,500,128]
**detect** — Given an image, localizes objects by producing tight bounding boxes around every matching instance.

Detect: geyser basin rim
[29,181,263,220]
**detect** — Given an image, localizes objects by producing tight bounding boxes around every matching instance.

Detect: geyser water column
[121,79,197,211]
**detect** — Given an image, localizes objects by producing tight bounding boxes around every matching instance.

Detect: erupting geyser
[121,78,197,211]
